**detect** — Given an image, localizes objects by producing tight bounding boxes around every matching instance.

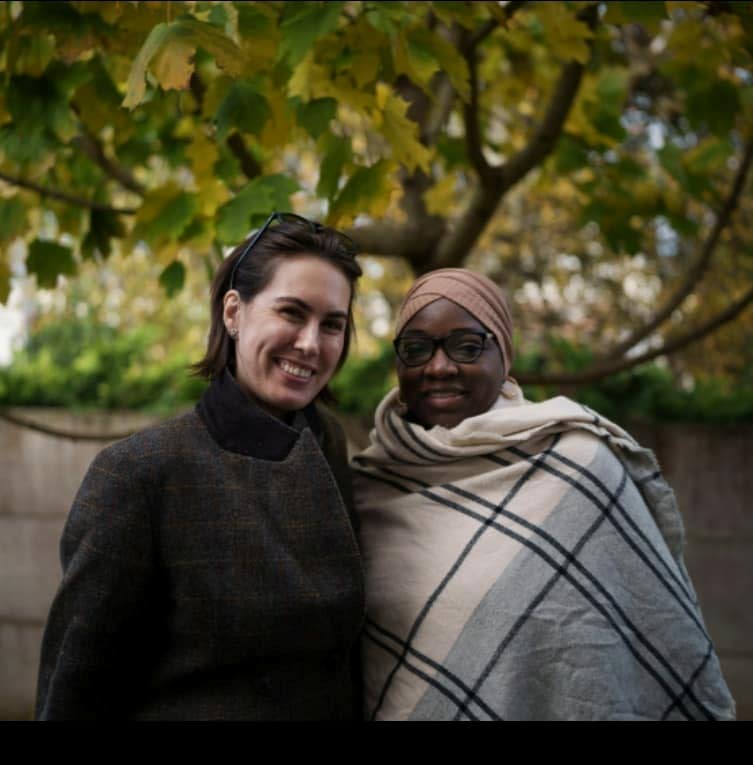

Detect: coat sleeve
[35,443,156,720]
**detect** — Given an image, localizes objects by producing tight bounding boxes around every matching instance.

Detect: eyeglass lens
[396,332,487,366]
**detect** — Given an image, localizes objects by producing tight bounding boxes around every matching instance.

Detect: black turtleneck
[196,368,323,461]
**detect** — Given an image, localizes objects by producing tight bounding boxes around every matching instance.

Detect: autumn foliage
[1,1,752,386]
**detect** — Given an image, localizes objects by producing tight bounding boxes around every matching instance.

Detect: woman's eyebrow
[275,296,347,320]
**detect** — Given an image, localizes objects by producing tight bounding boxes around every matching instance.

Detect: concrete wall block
[0,409,159,518]
[0,517,65,622]
[656,425,753,538]
[684,540,753,655]
[717,656,753,721]
[0,622,43,720]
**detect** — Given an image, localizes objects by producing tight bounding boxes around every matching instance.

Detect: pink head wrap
[395,268,514,375]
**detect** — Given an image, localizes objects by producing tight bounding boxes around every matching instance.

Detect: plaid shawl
[352,386,735,721]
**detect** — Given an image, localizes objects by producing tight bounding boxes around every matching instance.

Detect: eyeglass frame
[393,330,496,367]
[227,211,357,291]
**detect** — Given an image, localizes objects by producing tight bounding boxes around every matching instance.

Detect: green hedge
[2,318,750,424]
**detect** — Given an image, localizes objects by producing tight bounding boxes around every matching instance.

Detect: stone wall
[1,409,750,720]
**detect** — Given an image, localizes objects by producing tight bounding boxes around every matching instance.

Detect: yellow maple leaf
[351,49,381,89]
[154,239,181,267]
[327,160,399,229]
[537,3,593,65]
[186,130,220,181]
[258,87,294,150]
[409,28,470,102]
[152,36,196,92]
[288,52,325,102]
[372,84,432,173]
[424,173,458,216]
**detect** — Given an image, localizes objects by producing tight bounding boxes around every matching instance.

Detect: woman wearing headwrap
[352,268,735,721]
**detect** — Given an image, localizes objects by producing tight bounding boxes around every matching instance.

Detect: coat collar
[196,369,323,460]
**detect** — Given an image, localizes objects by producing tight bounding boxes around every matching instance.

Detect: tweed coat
[35,371,365,720]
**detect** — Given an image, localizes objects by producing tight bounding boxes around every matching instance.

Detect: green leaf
[329,160,393,224]
[27,239,76,288]
[619,2,667,26]
[685,137,733,174]
[215,174,300,244]
[317,133,352,200]
[158,260,186,297]
[82,209,126,260]
[365,3,414,35]
[408,27,470,101]
[134,189,199,246]
[237,4,276,36]
[686,78,740,135]
[123,22,171,109]
[0,197,27,242]
[278,2,345,67]
[123,19,244,109]
[297,97,338,139]
[556,136,589,173]
[436,136,467,169]
[215,81,270,139]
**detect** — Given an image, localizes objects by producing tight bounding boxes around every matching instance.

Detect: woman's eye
[280,306,304,320]
[323,319,346,333]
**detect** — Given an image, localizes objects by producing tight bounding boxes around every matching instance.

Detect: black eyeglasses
[228,211,357,290]
[394,330,494,367]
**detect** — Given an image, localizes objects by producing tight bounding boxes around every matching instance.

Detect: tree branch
[434,5,598,269]
[466,1,529,50]
[601,129,753,361]
[70,105,145,195]
[462,30,493,184]
[514,281,753,386]
[346,220,439,264]
[0,171,137,215]
[496,5,599,190]
[226,131,262,180]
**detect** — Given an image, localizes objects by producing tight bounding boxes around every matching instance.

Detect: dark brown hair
[192,218,362,404]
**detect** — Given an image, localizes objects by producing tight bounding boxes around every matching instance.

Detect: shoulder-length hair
[192,216,362,403]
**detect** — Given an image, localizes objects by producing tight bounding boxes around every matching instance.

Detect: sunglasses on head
[228,211,357,291]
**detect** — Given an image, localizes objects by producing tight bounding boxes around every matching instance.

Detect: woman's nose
[424,346,458,376]
[294,321,320,356]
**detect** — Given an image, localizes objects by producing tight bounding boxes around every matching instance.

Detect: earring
[228,327,238,338]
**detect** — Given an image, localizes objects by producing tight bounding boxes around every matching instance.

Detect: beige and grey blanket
[352,385,735,720]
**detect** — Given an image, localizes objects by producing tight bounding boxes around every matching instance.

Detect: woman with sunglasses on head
[353,268,734,721]
[36,213,365,720]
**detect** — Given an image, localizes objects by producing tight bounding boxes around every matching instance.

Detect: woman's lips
[276,358,316,383]
[422,389,465,407]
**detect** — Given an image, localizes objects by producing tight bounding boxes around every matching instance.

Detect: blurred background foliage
[2,1,753,424]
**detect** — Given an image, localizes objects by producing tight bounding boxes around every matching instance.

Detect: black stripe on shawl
[368,435,562,720]
[523,447,702,626]
[374,429,427,467]
[502,446,714,719]
[363,625,483,721]
[359,451,713,720]
[353,465,414,495]
[364,618,502,721]
[402,419,463,460]
[661,643,715,721]
[385,410,436,463]
[452,469,630,720]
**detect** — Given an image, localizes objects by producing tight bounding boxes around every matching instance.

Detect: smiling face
[396,298,505,429]
[223,255,352,418]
